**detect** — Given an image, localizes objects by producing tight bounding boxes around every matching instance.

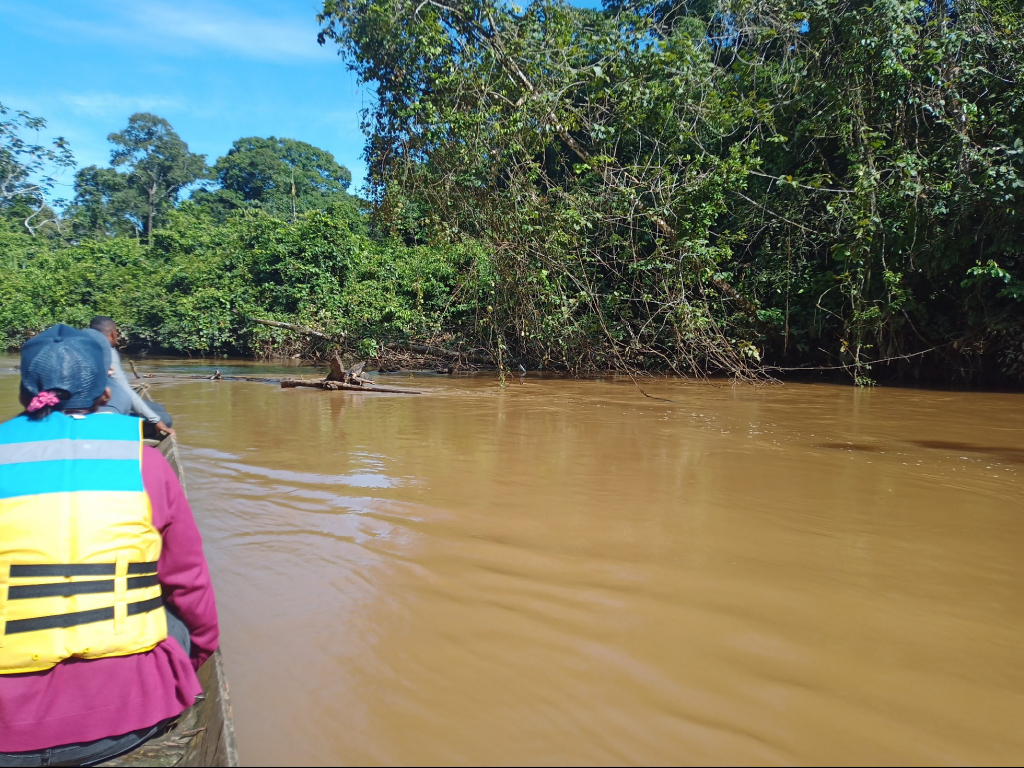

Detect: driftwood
[122,355,421,394]
[326,355,370,384]
[250,318,345,344]
[281,378,421,394]
[284,355,420,393]
[126,371,385,386]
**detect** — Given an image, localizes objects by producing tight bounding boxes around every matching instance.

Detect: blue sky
[0,0,601,201]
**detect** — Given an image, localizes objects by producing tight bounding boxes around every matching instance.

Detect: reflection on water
[1,358,1023,765]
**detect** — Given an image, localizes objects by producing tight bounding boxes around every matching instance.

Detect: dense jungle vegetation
[2,0,1023,385]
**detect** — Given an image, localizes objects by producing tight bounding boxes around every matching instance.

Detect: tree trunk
[147,184,156,244]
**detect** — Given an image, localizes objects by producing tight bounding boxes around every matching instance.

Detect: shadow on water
[909,439,1024,464]
[816,440,1024,464]
[814,442,885,453]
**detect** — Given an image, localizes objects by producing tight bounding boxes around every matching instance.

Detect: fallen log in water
[123,357,422,393]
[158,373,282,383]
[280,378,421,394]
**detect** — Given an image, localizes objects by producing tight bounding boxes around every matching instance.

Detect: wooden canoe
[102,436,239,767]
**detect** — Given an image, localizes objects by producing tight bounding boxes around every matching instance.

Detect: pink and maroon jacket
[0,445,219,752]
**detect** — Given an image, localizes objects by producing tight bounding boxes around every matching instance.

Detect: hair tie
[27,391,61,413]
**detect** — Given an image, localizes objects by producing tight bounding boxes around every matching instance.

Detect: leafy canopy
[317,0,1024,382]
[107,113,209,239]
[0,104,74,234]
[195,136,353,220]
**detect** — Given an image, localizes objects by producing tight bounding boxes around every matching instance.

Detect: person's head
[88,316,119,347]
[19,324,112,420]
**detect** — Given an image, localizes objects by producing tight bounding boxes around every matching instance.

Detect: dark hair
[21,388,72,421]
[89,316,117,334]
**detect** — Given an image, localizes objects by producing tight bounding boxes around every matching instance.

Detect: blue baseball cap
[20,324,111,410]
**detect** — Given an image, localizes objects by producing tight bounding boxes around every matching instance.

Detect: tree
[67,165,144,238]
[318,0,764,375]
[317,0,1024,382]
[195,136,353,221]
[0,103,74,234]
[108,113,209,241]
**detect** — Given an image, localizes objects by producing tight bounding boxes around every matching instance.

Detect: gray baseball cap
[20,324,111,410]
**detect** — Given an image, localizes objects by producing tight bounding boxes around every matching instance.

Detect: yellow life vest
[0,413,167,674]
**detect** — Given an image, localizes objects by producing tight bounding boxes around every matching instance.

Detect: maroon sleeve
[142,445,220,670]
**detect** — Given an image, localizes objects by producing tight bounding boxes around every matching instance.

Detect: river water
[1,358,1023,764]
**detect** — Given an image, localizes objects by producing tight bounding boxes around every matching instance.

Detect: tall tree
[108,113,208,241]
[68,165,144,238]
[196,136,353,220]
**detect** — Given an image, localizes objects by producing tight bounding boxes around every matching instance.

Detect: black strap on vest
[9,562,159,578]
[3,597,164,635]
[7,575,159,600]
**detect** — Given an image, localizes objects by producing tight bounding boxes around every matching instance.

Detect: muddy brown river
[2,358,1023,765]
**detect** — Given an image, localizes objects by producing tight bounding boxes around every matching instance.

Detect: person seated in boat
[0,324,219,767]
[82,326,134,417]
[87,316,175,439]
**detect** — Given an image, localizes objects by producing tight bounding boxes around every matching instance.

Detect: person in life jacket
[0,325,219,767]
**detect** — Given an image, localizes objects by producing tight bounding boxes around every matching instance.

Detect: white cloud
[8,0,334,64]
[63,93,185,117]
[126,0,332,62]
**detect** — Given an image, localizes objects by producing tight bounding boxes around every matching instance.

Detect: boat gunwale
[101,434,239,767]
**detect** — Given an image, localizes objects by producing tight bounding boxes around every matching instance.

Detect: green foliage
[0,204,482,360]
[317,0,1024,383]
[0,104,74,234]
[67,165,141,238]
[194,136,354,221]
[4,0,1024,385]
[0,231,151,344]
[0,108,436,362]
[730,0,1024,381]
[98,113,210,240]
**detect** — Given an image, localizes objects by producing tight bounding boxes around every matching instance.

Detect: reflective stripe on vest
[0,413,166,674]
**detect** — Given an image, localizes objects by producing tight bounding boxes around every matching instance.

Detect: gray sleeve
[110,349,162,423]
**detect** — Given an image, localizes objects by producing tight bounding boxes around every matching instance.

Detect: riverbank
[4,197,1023,390]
